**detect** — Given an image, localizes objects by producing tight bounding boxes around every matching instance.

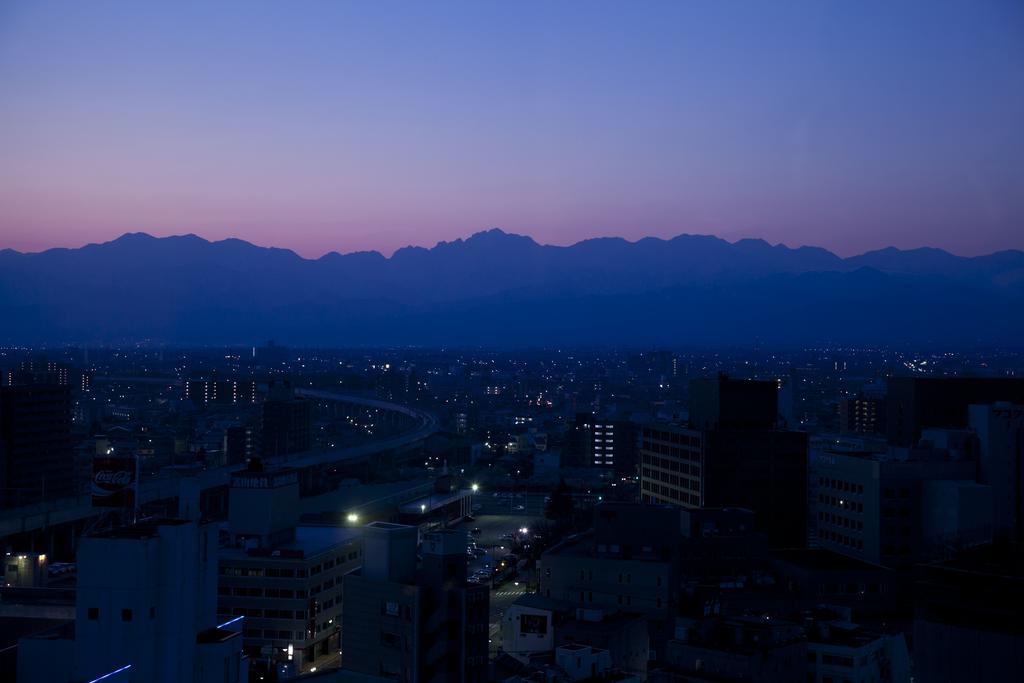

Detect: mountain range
[1,230,1022,346]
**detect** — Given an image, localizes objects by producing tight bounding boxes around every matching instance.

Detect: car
[471,527,482,535]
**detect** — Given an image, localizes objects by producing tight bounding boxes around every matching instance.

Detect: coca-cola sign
[92,456,136,507]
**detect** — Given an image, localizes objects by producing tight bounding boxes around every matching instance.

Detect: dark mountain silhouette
[1,229,1021,346]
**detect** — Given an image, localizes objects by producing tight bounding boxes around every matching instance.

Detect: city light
[471,483,479,493]
[347,512,359,523]
[420,504,426,513]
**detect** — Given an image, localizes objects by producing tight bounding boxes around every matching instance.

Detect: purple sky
[1,1,1022,258]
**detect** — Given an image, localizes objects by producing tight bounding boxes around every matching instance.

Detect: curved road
[0,390,438,539]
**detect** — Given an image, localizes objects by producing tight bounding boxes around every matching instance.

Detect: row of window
[643,431,700,447]
[641,479,701,506]
[818,511,864,531]
[821,529,863,550]
[818,477,864,495]
[642,467,700,488]
[243,628,301,640]
[219,552,359,579]
[818,494,864,513]
[643,453,701,473]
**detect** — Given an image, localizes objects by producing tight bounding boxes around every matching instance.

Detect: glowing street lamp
[420,503,427,513]
[471,483,480,493]
[346,513,359,523]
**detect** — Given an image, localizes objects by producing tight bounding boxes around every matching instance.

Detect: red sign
[92,456,137,507]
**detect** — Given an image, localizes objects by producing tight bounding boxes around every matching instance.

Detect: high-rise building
[885,377,1024,447]
[0,382,75,507]
[341,522,489,683]
[838,393,885,435]
[640,377,807,547]
[261,381,312,457]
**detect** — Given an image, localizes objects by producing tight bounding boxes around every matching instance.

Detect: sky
[1,1,1022,258]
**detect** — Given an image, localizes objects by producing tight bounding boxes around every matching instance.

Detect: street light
[420,503,427,513]
[471,483,479,493]
[346,513,359,523]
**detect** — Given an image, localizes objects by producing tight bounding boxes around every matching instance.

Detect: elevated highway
[0,390,438,553]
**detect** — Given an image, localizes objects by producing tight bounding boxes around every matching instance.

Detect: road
[446,513,543,654]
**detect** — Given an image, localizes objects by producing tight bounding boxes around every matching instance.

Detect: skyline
[2,1,1023,258]
[3,226,1024,261]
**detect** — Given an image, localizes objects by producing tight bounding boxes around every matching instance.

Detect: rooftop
[221,525,360,560]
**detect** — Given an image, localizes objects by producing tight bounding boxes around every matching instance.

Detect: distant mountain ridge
[1,229,1022,345]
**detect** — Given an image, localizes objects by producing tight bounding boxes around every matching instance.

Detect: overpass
[0,390,438,554]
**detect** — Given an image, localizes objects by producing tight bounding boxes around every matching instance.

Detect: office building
[885,376,1024,447]
[811,449,980,567]
[341,522,489,683]
[18,517,245,683]
[640,421,807,547]
[219,462,362,671]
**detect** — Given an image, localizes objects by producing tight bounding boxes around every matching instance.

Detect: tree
[545,478,574,521]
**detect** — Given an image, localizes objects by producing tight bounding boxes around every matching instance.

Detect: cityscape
[2,2,1023,682]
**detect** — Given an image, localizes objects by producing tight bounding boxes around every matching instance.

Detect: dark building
[261,381,312,457]
[689,375,779,431]
[885,376,1024,447]
[0,383,75,507]
[641,380,808,549]
[224,424,258,466]
[566,414,640,474]
[341,522,489,683]
[914,544,1024,683]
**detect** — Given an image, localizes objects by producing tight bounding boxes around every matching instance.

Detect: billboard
[92,456,137,507]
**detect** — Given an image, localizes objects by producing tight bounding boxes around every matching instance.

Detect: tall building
[219,462,362,671]
[640,376,807,547]
[838,393,885,435]
[262,380,312,457]
[0,382,75,506]
[885,377,1024,447]
[17,517,245,683]
[341,522,489,683]
[689,374,778,431]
